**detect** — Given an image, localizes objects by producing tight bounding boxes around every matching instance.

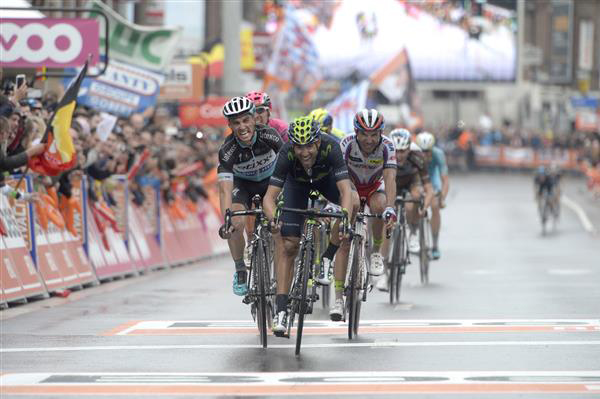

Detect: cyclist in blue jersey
[217,96,284,296]
[415,132,449,260]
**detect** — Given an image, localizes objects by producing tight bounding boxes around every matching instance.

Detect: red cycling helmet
[353,108,385,132]
[245,91,272,109]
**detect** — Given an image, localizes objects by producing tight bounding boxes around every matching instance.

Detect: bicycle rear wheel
[295,245,313,356]
[419,218,429,285]
[347,239,361,340]
[254,241,268,348]
[395,225,407,303]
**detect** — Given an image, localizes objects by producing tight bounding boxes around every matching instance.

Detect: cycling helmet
[353,108,385,132]
[309,108,333,132]
[245,91,272,109]
[390,128,412,150]
[415,131,435,151]
[288,116,321,145]
[222,96,255,119]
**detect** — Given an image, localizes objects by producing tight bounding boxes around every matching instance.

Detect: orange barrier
[1,174,227,308]
[473,146,580,171]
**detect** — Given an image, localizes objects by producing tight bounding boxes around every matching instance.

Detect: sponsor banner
[325,80,369,134]
[549,0,574,83]
[160,204,188,265]
[178,97,228,127]
[66,58,165,117]
[472,146,579,171]
[87,0,181,71]
[250,32,272,73]
[0,18,99,68]
[131,204,164,270]
[159,63,204,100]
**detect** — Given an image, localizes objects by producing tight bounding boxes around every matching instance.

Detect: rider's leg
[274,235,300,311]
[368,191,386,253]
[431,194,441,251]
[332,190,359,301]
[406,183,422,231]
[228,203,248,278]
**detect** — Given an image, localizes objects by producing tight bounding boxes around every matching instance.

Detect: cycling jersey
[535,172,561,196]
[340,133,396,198]
[427,147,448,193]
[270,134,349,187]
[329,127,346,139]
[396,150,430,189]
[268,118,289,143]
[217,124,283,183]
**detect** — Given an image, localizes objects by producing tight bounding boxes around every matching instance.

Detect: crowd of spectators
[1,71,225,211]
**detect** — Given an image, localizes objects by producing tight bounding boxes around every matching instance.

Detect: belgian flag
[29,60,88,176]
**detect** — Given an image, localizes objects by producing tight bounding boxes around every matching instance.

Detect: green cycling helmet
[288,116,321,145]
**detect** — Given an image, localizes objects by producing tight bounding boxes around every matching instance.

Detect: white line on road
[3,340,600,353]
[561,195,598,234]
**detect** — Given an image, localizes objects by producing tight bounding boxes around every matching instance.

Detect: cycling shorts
[232,177,270,209]
[354,179,385,202]
[280,173,341,238]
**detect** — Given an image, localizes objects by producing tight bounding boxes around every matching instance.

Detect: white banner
[325,80,369,134]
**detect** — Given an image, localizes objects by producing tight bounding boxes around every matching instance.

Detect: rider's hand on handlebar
[218,224,234,240]
[382,206,396,229]
[418,206,426,217]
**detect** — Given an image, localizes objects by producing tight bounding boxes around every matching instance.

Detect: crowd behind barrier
[431,123,600,199]
[1,74,229,308]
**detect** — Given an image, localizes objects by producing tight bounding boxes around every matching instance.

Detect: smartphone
[15,74,26,88]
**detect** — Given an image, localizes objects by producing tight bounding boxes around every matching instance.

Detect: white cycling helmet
[222,96,255,119]
[415,131,435,151]
[389,128,411,150]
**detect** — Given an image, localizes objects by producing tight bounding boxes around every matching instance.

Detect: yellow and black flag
[29,60,88,176]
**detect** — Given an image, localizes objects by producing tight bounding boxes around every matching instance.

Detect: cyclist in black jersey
[217,96,283,297]
[263,116,357,335]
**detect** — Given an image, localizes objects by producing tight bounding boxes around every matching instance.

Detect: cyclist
[336,109,397,306]
[415,132,449,261]
[377,128,434,291]
[309,108,345,140]
[246,91,289,143]
[263,116,357,335]
[217,96,284,296]
[534,164,561,218]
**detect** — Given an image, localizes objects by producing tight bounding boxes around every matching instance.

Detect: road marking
[548,269,593,276]
[2,371,599,395]
[561,195,597,234]
[3,340,600,353]
[104,319,600,336]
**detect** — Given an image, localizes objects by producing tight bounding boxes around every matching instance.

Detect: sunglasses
[255,106,269,114]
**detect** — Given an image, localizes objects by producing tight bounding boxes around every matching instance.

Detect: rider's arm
[423,181,435,210]
[216,143,234,220]
[218,179,233,221]
[336,178,354,221]
[383,168,397,208]
[263,184,282,222]
[438,148,450,201]
[264,144,291,221]
[261,126,285,152]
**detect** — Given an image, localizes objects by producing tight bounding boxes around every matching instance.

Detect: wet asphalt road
[1,173,599,398]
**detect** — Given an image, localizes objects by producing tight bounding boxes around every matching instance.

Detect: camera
[15,74,26,88]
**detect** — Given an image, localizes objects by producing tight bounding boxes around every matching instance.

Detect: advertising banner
[178,97,228,127]
[66,58,165,117]
[159,63,204,100]
[87,0,181,71]
[0,18,99,68]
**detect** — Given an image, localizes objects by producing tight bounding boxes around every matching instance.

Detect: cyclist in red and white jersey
[331,109,397,320]
[245,91,288,143]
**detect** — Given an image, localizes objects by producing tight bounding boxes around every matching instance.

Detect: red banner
[178,97,228,127]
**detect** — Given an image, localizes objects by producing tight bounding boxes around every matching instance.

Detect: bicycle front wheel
[295,245,313,356]
[255,240,269,348]
[348,239,361,340]
[419,219,430,285]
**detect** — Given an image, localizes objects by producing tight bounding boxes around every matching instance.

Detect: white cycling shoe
[375,273,389,292]
[369,253,385,276]
[408,232,420,253]
[329,298,344,322]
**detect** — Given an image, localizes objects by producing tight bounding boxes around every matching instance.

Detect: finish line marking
[4,340,600,353]
[104,319,600,336]
[2,371,600,396]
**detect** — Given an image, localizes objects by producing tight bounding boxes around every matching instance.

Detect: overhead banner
[324,80,369,134]
[159,63,204,100]
[66,58,164,117]
[87,0,181,71]
[0,18,99,68]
